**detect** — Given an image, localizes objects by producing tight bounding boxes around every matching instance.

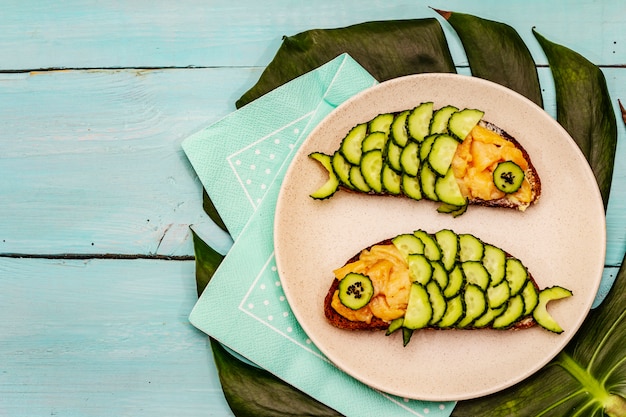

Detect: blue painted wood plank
[1,67,623,265]
[0,257,234,416]
[0,68,247,257]
[0,0,623,71]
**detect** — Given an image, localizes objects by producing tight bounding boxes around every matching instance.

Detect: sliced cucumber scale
[430,105,459,134]
[403,283,433,330]
[340,123,368,165]
[459,233,485,262]
[492,294,525,329]
[448,108,484,141]
[360,149,384,193]
[407,102,434,143]
[392,233,425,260]
[435,229,459,272]
[390,110,411,147]
[428,134,460,176]
[369,112,395,135]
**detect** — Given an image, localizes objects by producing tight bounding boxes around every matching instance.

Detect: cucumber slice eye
[493,161,525,193]
[338,273,374,310]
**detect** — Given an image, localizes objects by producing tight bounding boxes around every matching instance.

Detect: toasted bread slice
[309,105,541,215]
[324,230,569,345]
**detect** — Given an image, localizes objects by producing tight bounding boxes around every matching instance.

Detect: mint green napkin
[183,54,455,417]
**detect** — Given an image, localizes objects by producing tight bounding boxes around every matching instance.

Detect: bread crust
[324,238,538,332]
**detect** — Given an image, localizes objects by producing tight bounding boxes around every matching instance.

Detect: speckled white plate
[273,73,605,401]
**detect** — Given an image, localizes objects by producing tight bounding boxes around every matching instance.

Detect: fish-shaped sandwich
[309,103,541,216]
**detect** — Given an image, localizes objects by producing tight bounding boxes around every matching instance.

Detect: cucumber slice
[428,134,460,176]
[349,165,371,192]
[340,123,368,165]
[385,317,404,336]
[403,283,433,330]
[382,164,402,195]
[444,264,465,298]
[459,233,485,262]
[472,304,506,328]
[461,261,491,291]
[430,260,449,290]
[385,139,403,173]
[533,286,573,333]
[408,254,433,285]
[493,161,525,193]
[369,112,395,135]
[402,173,422,201]
[521,280,539,316]
[419,134,437,161]
[360,150,383,193]
[492,294,525,329]
[448,108,484,141]
[457,283,487,328]
[482,244,506,286]
[426,280,447,325]
[420,163,439,201]
[407,102,434,143]
[435,168,467,207]
[308,152,340,199]
[337,273,374,310]
[487,279,510,309]
[402,328,414,347]
[361,131,388,153]
[390,110,411,147]
[430,105,459,134]
[391,233,425,260]
[414,230,442,261]
[437,294,464,328]
[437,202,468,217]
[505,258,529,296]
[399,141,420,176]
[435,229,459,271]
[331,151,354,190]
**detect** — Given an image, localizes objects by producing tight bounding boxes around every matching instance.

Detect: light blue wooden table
[1,1,624,416]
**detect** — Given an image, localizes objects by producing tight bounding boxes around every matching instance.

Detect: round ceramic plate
[274,73,605,401]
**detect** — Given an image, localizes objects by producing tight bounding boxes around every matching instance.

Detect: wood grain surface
[1,1,624,416]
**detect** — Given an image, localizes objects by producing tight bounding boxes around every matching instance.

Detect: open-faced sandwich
[324,229,572,346]
[309,103,541,216]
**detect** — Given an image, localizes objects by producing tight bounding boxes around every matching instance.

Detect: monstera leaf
[451,254,626,417]
[434,9,543,107]
[193,11,622,417]
[236,18,456,108]
[533,29,618,210]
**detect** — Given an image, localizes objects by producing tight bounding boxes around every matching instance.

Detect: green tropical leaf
[211,339,340,417]
[452,255,626,417]
[533,29,618,210]
[202,188,228,234]
[192,13,622,417]
[192,227,338,416]
[236,18,456,108]
[191,228,224,297]
[435,9,543,107]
